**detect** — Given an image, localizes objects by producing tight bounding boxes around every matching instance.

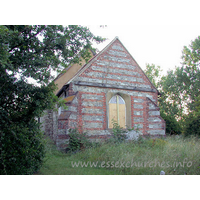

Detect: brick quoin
[102,92,107,130]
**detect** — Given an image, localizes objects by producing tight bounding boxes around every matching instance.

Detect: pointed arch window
[109,95,126,128]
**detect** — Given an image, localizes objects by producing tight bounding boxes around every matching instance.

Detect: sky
[81,1,200,74]
[3,0,200,76]
[86,25,199,74]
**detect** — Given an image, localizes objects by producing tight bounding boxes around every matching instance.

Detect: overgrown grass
[37,135,200,175]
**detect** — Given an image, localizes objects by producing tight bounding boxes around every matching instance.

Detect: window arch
[109,95,126,128]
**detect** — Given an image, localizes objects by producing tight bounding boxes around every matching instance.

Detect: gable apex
[113,37,158,91]
[66,37,158,92]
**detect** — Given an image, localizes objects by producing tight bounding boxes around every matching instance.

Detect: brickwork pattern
[69,40,165,137]
[42,38,166,149]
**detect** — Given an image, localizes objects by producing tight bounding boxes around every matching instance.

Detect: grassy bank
[37,136,200,175]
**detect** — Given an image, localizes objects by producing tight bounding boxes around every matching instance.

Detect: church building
[41,37,165,149]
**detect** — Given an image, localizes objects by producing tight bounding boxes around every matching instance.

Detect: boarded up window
[109,95,126,128]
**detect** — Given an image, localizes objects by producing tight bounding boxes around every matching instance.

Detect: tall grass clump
[38,129,200,175]
[65,135,200,175]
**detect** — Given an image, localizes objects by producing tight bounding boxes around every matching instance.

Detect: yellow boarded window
[109,95,126,128]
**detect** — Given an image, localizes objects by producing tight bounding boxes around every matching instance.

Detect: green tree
[163,36,200,134]
[144,36,200,136]
[160,111,182,135]
[163,36,200,117]
[184,113,200,137]
[180,36,200,136]
[144,64,182,134]
[0,25,104,174]
[159,68,187,119]
[144,63,162,88]
[181,36,200,111]
[183,95,200,136]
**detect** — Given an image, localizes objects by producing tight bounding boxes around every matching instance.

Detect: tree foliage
[181,37,200,136]
[184,113,200,137]
[0,25,104,174]
[144,64,162,88]
[160,68,187,118]
[144,64,182,134]
[163,36,200,117]
[181,36,200,111]
[144,36,200,136]
[160,111,182,135]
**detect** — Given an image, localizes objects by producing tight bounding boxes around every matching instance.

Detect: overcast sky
[3,0,200,75]
[83,1,200,74]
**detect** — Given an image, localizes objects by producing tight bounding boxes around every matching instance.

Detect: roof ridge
[53,47,96,82]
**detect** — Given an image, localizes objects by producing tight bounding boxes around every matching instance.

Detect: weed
[38,135,200,175]
[107,119,127,143]
[67,128,92,152]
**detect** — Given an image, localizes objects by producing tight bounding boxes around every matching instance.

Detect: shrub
[184,114,200,137]
[161,111,182,135]
[0,120,45,175]
[108,120,127,143]
[68,128,92,152]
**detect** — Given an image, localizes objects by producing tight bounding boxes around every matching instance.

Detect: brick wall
[43,38,165,149]
[67,39,165,139]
